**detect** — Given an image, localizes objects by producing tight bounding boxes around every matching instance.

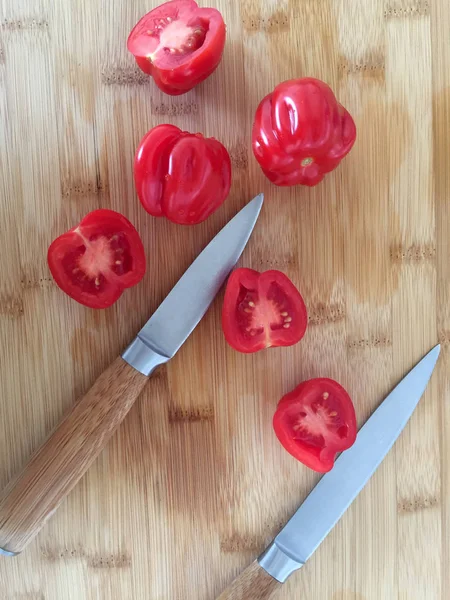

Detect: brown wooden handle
[0,356,147,554]
[217,561,282,600]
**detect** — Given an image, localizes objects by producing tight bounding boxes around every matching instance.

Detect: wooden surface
[0,0,448,599]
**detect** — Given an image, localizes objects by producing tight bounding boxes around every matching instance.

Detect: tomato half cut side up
[48,210,146,309]
[127,0,226,95]
[222,268,308,353]
[273,379,357,473]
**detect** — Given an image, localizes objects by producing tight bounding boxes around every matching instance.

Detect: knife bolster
[122,336,170,376]
[258,541,305,583]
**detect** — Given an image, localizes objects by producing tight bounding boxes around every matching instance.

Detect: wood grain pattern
[0,357,148,553]
[0,0,448,598]
[216,561,281,600]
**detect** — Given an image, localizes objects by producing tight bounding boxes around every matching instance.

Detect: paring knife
[217,345,440,600]
[0,193,264,556]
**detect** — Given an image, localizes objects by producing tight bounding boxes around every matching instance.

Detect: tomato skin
[47,210,146,309]
[127,0,226,95]
[222,268,308,353]
[134,124,231,225]
[273,378,357,473]
[252,78,356,187]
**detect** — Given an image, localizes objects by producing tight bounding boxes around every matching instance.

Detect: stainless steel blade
[258,345,441,583]
[122,194,264,375]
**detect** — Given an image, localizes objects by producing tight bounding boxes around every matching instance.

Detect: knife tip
[420,344,441,375]
[250,192,264,214]
[431,343,441,359]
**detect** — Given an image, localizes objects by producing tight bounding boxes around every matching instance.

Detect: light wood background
[0,0,448,598]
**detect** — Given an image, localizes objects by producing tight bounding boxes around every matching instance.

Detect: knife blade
[217,345,440,599]
[0,193,264,556]
[122,192,264,374]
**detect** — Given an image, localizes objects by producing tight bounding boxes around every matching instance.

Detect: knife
[0,193,264,556]
[217,345,440,600]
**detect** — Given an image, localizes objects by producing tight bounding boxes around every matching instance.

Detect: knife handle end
[216,561,281,600]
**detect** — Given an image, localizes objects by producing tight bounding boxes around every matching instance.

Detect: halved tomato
[47,210,146,309]
[273,378,357,472]
[127,0,226,95]
[222,268,308,353]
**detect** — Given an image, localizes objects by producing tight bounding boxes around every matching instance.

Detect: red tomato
[252,78,356,187]
[127,0,226,95]
[222,268,308,353]
[134,124,231,225]
[48,210,146,309]
[273,379,357,472]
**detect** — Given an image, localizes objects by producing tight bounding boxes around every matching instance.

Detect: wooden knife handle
[217,561,282,600]
[0,356,147,554]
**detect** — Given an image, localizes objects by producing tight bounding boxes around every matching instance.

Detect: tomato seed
[248,301,255,307]
[283,323,290,328]
[323,392,329,400]
[280,311,288,317]
[284,316,292,322]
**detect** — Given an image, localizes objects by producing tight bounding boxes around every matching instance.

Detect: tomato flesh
[48,210,146,309]
[273,379,357,472]
[128,0,226,95]
[222,268,308,353]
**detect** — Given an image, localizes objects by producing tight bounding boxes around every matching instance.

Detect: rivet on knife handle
[0,357,150,554]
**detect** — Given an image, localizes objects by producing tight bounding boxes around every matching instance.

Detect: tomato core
[61,231,132,295]
[147,16,206,61]
[236,281,295,344]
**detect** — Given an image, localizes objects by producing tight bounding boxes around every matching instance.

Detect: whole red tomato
[48,210,146,309]
[127,0,226,95]
[134,124,231,225]
[222,268,308,353]
[273,378,357,472]
[252,78,356,186]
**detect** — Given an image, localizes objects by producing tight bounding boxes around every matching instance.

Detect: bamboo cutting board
[0,0,449,598]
